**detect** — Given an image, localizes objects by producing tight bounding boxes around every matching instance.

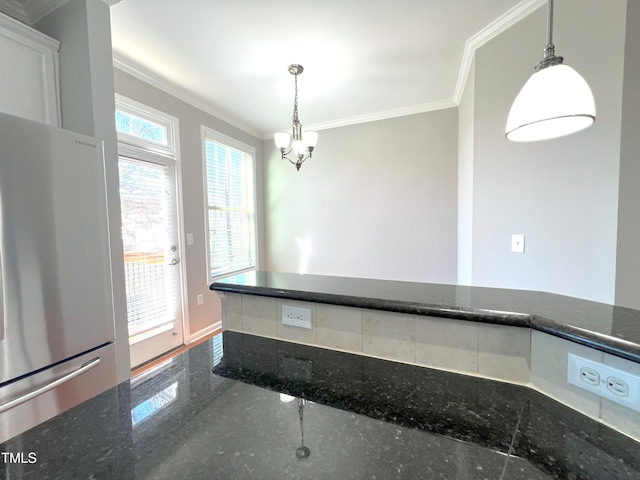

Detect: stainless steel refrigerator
[0,112,117,443]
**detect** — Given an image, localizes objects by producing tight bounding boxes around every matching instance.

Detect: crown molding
[453,0,546,104]
[301,99,458,136]
[0,3,59,49]
[113,55,262,139]
[0,0,69,25]
[0,0,30,23]
[0,0,117,25]
[23,0,69,23]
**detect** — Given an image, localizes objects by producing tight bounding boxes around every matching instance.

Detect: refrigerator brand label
[75,139,97,149]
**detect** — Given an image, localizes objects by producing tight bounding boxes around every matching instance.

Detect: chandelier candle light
[505,0,596,142]
[274,64,318,171]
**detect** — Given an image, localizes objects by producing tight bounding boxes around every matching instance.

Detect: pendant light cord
[546,0,554,50]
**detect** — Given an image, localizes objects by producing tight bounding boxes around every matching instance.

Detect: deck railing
[124,252,169,333]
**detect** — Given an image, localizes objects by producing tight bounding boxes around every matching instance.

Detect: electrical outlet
[282,305,312,329]
[608,377,629,397]
[197,294,204,305]
[579,366,600,386]
[567,353,640,412]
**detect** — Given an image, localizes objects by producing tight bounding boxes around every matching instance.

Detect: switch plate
[282,305,312,329]
[197,294,204,305]
[186,233,194,246]
[567,353,640,412]
[511,234,525,253]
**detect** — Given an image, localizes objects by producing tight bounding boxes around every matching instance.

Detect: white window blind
[204,133,256,278]
[119,157,177,336]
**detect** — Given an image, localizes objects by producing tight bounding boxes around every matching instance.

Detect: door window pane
[119,158,176,337]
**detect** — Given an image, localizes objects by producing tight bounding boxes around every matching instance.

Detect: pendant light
[274,64,318,171]
[505,0,595,142]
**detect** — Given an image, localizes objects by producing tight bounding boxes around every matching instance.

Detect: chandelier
[274,65,318,171]
[505,0,595,142]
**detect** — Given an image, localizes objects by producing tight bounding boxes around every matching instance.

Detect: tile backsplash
[416,316,479,374]
[218,292,640,442]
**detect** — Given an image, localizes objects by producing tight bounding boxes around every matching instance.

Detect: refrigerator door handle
[0,357,101,414]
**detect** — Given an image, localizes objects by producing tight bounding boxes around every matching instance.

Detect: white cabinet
[0,12,60,126]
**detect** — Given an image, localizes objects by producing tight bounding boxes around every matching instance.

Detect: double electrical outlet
[282,305,312,330]
[567,353,640,412]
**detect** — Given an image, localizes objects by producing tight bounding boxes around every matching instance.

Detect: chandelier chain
[292,73,299,123]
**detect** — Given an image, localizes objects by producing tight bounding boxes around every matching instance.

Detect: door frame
[114,95,188,369]
[118,144,187,368]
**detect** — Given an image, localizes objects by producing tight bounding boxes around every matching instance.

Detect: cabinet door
[0,12,60,126]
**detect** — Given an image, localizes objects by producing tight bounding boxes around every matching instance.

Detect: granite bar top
[2,331,638,479]
[210,271,640,363]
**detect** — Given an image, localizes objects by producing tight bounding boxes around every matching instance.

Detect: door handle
[0,357,101,414]
[169,258,180,265]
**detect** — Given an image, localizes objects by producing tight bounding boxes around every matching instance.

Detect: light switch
[186,233,194,245]
[511,234,525,253]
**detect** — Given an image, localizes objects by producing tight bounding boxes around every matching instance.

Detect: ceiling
[111,0,550,138]
[2,0,546,139]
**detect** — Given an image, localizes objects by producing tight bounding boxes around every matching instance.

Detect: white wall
[467,0,627,303]
[457,57,475,286]
[615,0,640,309]
[264,110,458,284]
[114,68,265,338]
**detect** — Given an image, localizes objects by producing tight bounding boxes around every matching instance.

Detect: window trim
[201,126,258,281]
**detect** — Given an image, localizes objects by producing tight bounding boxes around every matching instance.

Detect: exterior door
[119,152,184,368]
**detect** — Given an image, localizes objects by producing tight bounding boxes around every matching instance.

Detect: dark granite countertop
[210,271,640,363]
[2,331,638,479]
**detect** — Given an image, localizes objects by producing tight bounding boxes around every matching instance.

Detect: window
[116,109,168,146]
[203,128,257,278]
[115,94,176,155]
